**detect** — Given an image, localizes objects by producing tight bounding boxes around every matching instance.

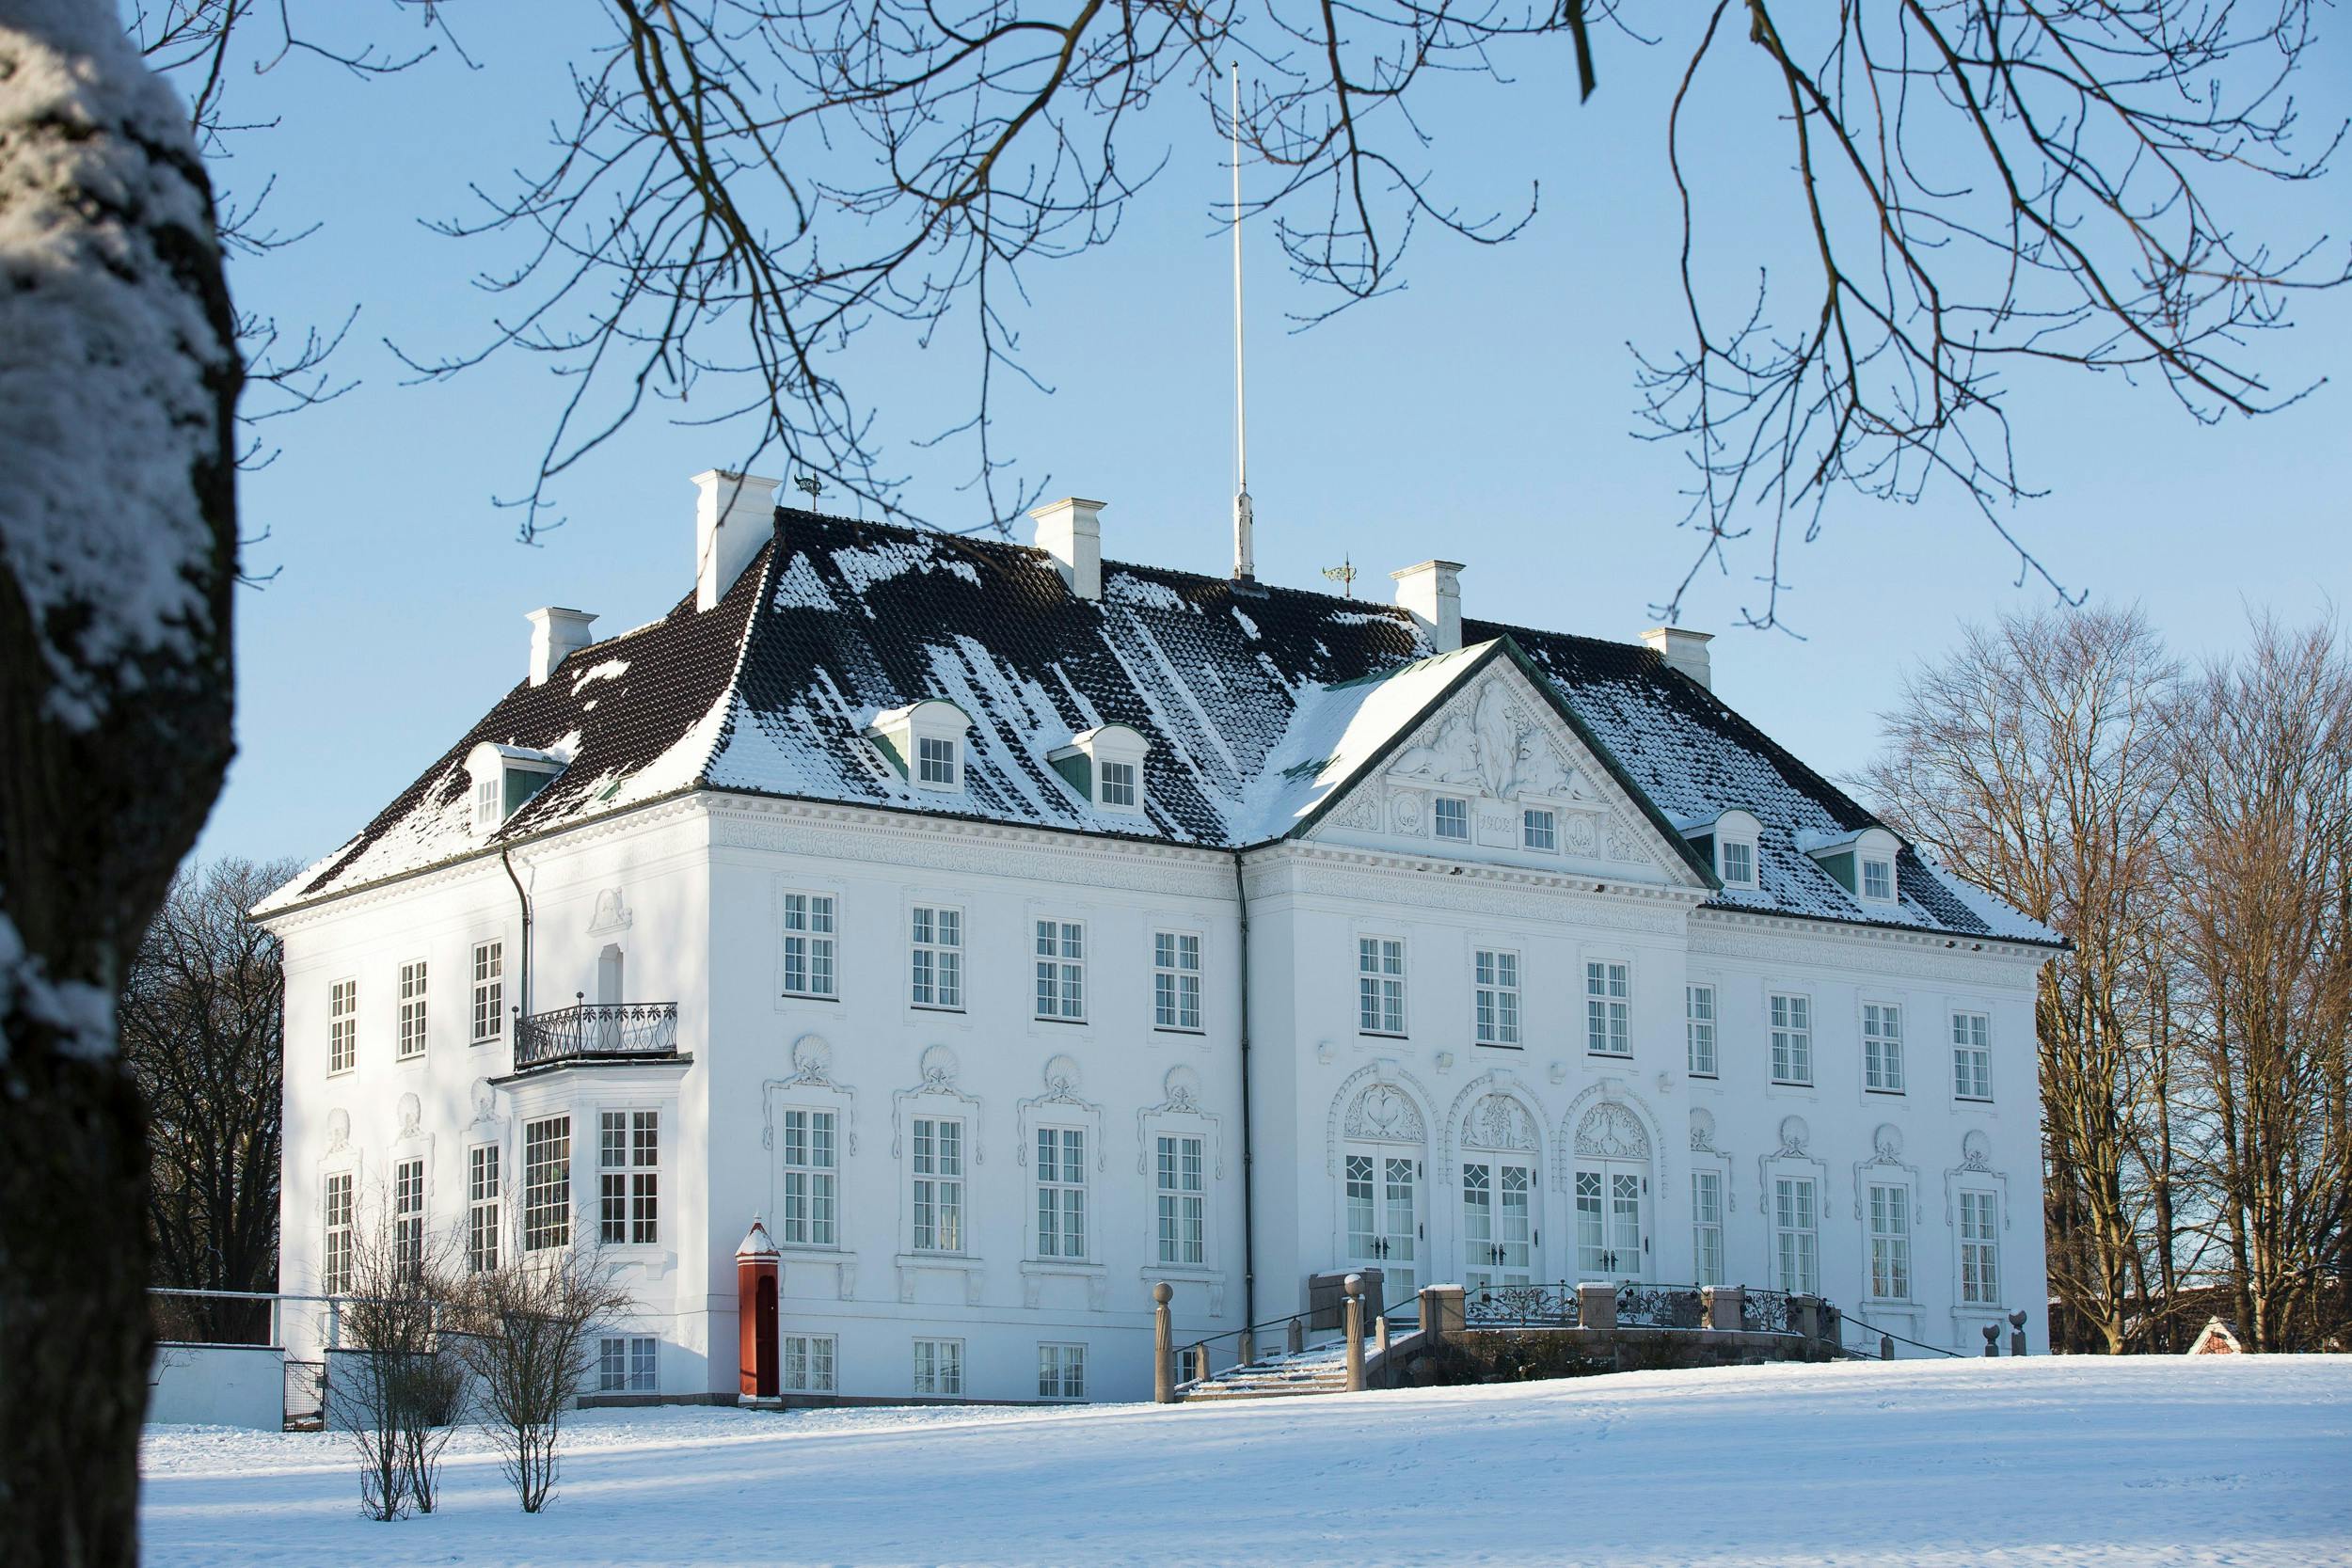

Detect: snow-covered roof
[257,509,2059,946]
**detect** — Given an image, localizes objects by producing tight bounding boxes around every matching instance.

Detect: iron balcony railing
[1462,1281,1805,1335]
[514,1000,679,1069]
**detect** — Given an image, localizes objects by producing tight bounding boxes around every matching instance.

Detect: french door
[1574,1163,1645,1281]
[1344,1149,1420,1309]
[1462,1159,1537,1290]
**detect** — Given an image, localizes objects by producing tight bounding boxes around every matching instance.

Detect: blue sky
[187,9,2352,872]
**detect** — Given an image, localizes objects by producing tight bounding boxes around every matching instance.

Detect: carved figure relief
[1465,1093,1538,1152]
[1575,1101,1650,1160]
[1560,812,1599,854]
[1390,794,1425,835]
[588,887,633,934]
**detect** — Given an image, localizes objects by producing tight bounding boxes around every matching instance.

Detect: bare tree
[327,1191,467,1520]
[1859,605,2184,1351]
[2169,614,2352,1352]
[449,1240,635,1513]
[119,858,299,1333]
[0,7,240,1563]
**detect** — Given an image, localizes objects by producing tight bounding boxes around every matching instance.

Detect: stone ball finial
[1152,1281,1173,1306]
[1343,1273,1364,1297]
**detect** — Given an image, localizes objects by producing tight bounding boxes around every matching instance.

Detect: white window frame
[1863,1001,1906,1093]
[912,1338,964,1396]
[1153,930,1202,1032]
[1772,1174,1820,1295]
[915,734,960,788]
[1867,1180,1913,1301]
[327,978,358,1076]
[781,892,838,999]
[1770,991,1814,1086]
[1685,983,1718,1077]
[1584,959,1631,1057]
[322,1169,355,1295]
[1034,919,1087,1022]
[468,1143,501,1275]
[598,1109,660,1246]
[1038,1341,1087,1400]
[523,1114,572,1253]
[1692,1170,1724,1287]
[598,1335,658,1393]
[470,940,504,1045]
[1034,1126,1089,1261]
[911,1116,966,1253]
[1719,838,1756,888]
[1521,807,1558,852]
[780,1107,839,1248]
[910,904,963,1011]
[472,772,503,834]
[1952,1011,1993,1101]
[1860,855,1897,903]
[1959,1190,2001,1306]
[1433,795,1470,842]
[782,1333,837,1393]
[1472,948,1521,1047]
[1358,936,1406,1037]
[396,958,429,1061]
[1098,758,1139,809]
[1155,1132,1207,1267]
[392,1155,426,1272]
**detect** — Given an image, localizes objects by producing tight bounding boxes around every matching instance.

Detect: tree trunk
[0,6,241,1563]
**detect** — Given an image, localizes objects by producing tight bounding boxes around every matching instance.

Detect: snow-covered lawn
[142,1356,2352,1566]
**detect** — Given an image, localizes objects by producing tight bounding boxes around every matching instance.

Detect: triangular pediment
[1295,641,1712,887]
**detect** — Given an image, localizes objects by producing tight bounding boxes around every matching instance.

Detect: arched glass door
[1339,1082,1426,1312]
[1572,1101,1651,1282]
[1460,1093,1542,1291]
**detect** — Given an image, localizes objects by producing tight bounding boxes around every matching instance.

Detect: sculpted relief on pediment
[1384,679,1592,805]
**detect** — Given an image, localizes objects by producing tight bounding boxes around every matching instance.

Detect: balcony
[514,999,680,1071]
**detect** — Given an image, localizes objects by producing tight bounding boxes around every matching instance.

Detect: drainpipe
[501,845,532,1022]
[1230,850,1258,1335]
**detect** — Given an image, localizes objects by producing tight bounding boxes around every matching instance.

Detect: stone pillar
[1238,1327,1256,1368]
[1879,1333,1896,1362]
[1374,1315,1391,1356]
[1578,1282,1617,1333]
[1704,1285,1743,1332]
[1982,1323,2000,1357]
[1193,1342,1213,1383]
[1152,1282,1174,1403]
[1343,1275,1366,1392]
[1789,1294,1822,1343]
[1423,1284,1467,1346]
[1287,1316,1305,1355]
[735,1218,782,1406]
[2009,1309,2029,1357]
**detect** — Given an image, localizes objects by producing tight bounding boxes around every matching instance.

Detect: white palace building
[260,473,2059,1404]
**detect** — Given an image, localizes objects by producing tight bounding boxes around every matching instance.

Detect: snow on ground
[141,1356,2352,1567]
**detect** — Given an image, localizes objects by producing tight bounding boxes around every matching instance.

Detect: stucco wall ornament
[1346,1084,1425,1143]
[1689,1107,1717,1152]
[1390,794,1424,835]
[1467,1093,1538,1152]
[1960,1130,1993,1172]
[1775,1116,1812,1157]
[763,1033,861,1156]
[1574,1101,1651,1160]
[396,1092,422,1139]
[1324,1061,1437,1176]
[890,1045,983,1162]
[1018,1055,1103,1171]
[1136,1065,1225,1178]
[588,887,633,934]
[325,1108,350,1154]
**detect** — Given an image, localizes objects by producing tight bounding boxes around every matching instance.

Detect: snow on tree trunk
[0,1,240,1561]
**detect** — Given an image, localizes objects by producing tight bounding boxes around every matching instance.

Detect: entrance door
[1574,1164,1645,1281]
[1344,1149,1419,1308]
[1462,1159,1536,1290]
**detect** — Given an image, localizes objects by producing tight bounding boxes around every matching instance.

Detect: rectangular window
[783,1334,837,1393]
[1473,949,1521,1047]
[1358,937,1406,1035]
[468,1144,501,1274]
[1038,1342,1087,1400]
[1522,808,1557,851]
[1864,1003,1905,1092]
[1721,840,1754,887]
[1862,857,1895,901]
[469,941,504,1044]
[912,1117,964,1252]
[523,1115,571,1252]
[1034,920,1086,1021]
[1770,993,1813,1085]
[1952,1012,1993,1101]
[1035,1127,1087,1260]
[474,774,502,832]
[1098,759,1138,808]
[598,1336,658,1393]
[1155,1133,1206,1265]
[1153,931,1203,1031]
[328,979,358,1076]
[1692,1170,1724,1287]
[1868,1182,1912,1300]
[782,893,838,998]
[396,958,429,1060]
[393,1156,425,1272]
[322,1170,354,1294]
[917,736,957,786]
[1960,1191,2001,1305]
[1772,1175,1819,1294]
[599,1110,659,1245]
[1686,984,1718,1076]
[912,1338,963,1396]
[781,1108,837,1247]
[1433,796,1470,842]
[910,906,963,1010]
[1585,961,1630,1056]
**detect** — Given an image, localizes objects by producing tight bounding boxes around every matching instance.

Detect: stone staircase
[1177,1341,1353,1402]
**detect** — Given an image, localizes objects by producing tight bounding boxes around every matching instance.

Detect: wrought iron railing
[1465,1283,1581,1328]
[514,1001,679,1069]
[1740,1289,1797,1336]
[1615,1283,1707,1329]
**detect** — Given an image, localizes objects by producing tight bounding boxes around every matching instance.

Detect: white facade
[268,635,2049,1404]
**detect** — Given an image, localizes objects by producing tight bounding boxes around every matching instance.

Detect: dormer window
[1048,723,1151,817]
[864,700,974,795]
[1434,796,1470,842]
[465,741,566,836]
[1683,807,1761,890]
[1800,824,1904,906]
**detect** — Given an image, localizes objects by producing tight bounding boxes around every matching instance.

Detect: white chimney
[1029,497,1104,601]
[692,469,781,611]
[1641,625,1714,690]
[525,607,596,688]
[1391,560,1465,654]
